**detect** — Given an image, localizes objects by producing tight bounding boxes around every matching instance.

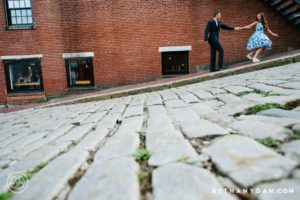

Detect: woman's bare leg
[247,51,256,60]
[248,51,255,56]
[253,48,264,59]
[260,48,265,58]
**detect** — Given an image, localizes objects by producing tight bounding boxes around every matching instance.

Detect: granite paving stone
[205,135,297,187]
[229,120,292,141]
[1,63,300,199]
[152,163,235,200]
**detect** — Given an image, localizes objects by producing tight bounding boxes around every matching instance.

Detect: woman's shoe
[247,54,253,60]
[252,57,260,63]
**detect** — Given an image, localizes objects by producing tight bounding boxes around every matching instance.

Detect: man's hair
[214,11,220,17]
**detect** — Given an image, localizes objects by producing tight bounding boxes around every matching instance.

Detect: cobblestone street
[0,63,300,200]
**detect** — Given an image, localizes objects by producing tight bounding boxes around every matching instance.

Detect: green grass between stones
[247,103,281,114]
[262,92,282,97]
[256,137,279,148]
[138,170,150,181]
[135,147,153,196]
[236,91,251,97]
[25,162,48,180]
[291,131,300,140]
[0,162,48,200]
[253,88,264,94]
[135,148,151,161]
[0,191,13,200]
[236,88,282,97]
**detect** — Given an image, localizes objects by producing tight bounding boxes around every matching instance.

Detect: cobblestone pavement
[0,63,300,200]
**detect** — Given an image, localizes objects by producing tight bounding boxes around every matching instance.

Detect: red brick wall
[7,92,46,104]
[0,1,67,104]
[0,0,300,104]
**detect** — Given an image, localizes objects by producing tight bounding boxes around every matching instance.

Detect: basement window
[63,52,95,87]
[161,51,189,75]
[159,46,191,75]
[3,59,43,92]
[65,58,94,87]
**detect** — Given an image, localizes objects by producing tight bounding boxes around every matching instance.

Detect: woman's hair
[256,12,269,30]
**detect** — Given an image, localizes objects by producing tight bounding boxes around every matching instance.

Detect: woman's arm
[267,27,279,37]
[240,21,258,30]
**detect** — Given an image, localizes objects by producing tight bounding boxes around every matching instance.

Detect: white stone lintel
[0,54,43,60]
[63,52,94,59]
[159,46,192,52]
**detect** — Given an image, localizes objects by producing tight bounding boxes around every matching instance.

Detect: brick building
[0,0,299,104]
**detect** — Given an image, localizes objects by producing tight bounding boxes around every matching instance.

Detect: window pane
[26,9,32,16]
[8,0,14,8]
[20,0,25,8]
[21,10,27,17]
[16,17,22,24]
[7,1,34,27]
[25,0,31,7]
[11,10,16,16]
[22,17,27,24]
[27,17,32,24]
[16,10,21,17]
[11,17,17,24]
[14,0,20,8]
[6,61,42,92]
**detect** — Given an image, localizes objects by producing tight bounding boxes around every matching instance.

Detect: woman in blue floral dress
[240,12,278,63]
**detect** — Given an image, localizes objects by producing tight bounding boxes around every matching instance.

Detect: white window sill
[63,52,95,59]
[0,54,43,60]
[159,46,192,52]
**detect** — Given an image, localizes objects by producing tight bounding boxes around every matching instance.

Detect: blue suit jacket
[204,19,235,42]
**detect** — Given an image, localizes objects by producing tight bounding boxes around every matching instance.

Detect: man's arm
[220,23,235,30]
[204,21,212,41]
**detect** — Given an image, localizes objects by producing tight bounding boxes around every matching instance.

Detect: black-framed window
[65,58,94,87]
[162,51,189,75]
[4,59,43,92]
[4,0,34,29]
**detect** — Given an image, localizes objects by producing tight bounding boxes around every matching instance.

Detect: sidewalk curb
[39,53,300,108]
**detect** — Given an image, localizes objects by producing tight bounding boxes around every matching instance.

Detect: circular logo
[7,172,29,193]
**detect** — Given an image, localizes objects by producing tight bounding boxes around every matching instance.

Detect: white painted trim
[63,52,94,59]
[159,46,192,52]
[0,54,43,60]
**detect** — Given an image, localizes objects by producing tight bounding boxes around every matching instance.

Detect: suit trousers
[208,41,224,72]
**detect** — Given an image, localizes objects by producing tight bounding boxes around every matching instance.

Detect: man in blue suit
[204,11,239,72]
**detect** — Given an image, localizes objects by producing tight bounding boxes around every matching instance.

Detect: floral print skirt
[246,32,272,51]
